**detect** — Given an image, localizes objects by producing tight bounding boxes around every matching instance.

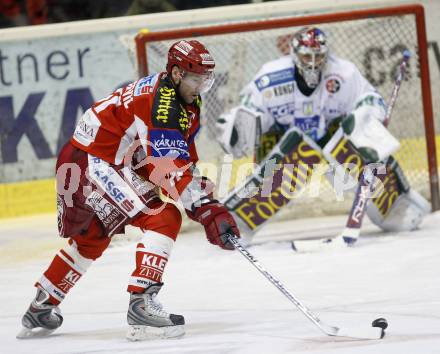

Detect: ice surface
[0,212,439,354]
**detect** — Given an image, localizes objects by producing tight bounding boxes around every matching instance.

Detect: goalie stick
[225,233,387,339]
[292,50,411,252]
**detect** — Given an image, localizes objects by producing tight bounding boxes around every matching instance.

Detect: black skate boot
[16,288,63,339]
[126,283,185,340]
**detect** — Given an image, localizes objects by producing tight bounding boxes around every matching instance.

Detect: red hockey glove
[192,201,240,250]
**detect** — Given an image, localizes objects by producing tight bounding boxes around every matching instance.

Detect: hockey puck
[372,318,388,339]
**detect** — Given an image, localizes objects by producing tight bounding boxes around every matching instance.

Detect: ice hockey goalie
[216,27,430,237]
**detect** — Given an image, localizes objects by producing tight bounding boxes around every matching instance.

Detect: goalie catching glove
[188,200,240,250]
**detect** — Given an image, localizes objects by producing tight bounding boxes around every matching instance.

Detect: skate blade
[126,324,185,341]
[16,326,56,339]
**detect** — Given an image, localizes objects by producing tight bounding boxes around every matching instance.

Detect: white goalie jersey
[242,54,385,139]
[217,51,429,234]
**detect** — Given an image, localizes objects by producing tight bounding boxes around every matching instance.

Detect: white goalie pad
[216,106,261,158]
[367,189,431,232]
[343,98,400,162]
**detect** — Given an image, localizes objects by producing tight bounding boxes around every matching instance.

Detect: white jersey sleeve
[333,57,380,113]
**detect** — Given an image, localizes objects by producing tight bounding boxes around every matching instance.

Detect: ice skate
[126,283,185,341]
[16,288,63,339]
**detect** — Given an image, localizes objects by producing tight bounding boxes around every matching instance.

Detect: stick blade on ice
[317,321,384,340]
[332,325,384,340]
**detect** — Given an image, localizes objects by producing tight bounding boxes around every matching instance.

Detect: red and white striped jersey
[71,72,203,204]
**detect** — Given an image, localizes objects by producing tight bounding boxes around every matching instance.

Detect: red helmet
[166,40,215,75]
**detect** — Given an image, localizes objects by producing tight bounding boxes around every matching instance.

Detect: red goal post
[135,3,440,211]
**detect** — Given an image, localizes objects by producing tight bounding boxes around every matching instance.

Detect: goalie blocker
[222,120,429,237]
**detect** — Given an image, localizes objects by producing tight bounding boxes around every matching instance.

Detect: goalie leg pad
[367,189,430,232]
[222,127,325,236]
[366,156,430,232]
[322,126,429,232]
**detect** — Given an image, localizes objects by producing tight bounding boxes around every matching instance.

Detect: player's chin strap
[224,232,386,340]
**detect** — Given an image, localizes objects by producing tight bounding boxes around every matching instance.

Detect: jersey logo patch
[255,68,295,91]
[150,129,190,160]
[134,74,158,96]
[268,102,295,120]
[273,82,294,96]
[303,102,313,115]
[294,115,320,140]
[325,78,341,93]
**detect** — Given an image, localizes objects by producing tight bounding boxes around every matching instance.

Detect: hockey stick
[292,50,411,251]
[226,233,386,339]
[383,50,411,127]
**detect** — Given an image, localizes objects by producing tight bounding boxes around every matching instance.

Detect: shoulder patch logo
[135,75,158,96]
[325,79,341,93]
[255,68,295,91]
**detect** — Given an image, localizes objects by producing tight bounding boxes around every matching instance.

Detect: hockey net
[135,4,440,222]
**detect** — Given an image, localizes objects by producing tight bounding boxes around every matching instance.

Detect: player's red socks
[128,231,174,293]
[35,245,93,305]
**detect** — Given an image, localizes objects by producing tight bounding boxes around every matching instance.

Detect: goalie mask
[291,27,328,88]
[167,40,215,94]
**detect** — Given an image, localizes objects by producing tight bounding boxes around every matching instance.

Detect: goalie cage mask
[291,27,329,88]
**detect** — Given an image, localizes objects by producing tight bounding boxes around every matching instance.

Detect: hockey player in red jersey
[17,39,240,341]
